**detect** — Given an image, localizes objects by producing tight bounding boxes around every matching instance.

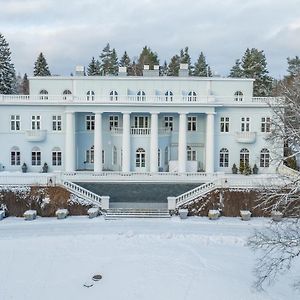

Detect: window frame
[241,117,250,132]
[220,117,230,133]
[10,115,21,131]
[187,116,197,131]
[31,115,41,130]
[219,148,229,167]
[86,115,95,131]
[52,115,62,131]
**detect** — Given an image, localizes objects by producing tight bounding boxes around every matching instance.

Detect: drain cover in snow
[92,274,102,281]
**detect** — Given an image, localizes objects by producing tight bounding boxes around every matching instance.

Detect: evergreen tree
[99,43,112,76]
[0,33,17,94]
[229,59,243,77]
[87,57,101,76]
[160,60,168,76]
[33,52,51,76]
[168,55,180,76]
[21,73,29,95]
[180,47,192,75]
[194,52,211,77]
[109,48,118,76]
[287,56,300,78]
[15,73,22,94]
[119,51,131,68]
[136,46,159,75]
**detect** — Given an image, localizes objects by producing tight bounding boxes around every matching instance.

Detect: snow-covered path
[0,217,298,300]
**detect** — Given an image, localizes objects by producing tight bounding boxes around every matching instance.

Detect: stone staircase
[104,208,171,219]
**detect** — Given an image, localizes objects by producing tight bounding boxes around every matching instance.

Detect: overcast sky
[1,0,300,78]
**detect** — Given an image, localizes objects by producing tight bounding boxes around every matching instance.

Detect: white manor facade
[0,65,281,175]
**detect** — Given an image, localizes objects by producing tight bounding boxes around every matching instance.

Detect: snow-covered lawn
[0,217,299,300]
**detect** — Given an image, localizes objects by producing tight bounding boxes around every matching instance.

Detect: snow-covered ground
[0,216,299,300]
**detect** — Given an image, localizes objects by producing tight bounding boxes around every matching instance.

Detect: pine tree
[229,59,243,77]
[168,55,180,76]
[119,51,131,68]
[180,47,192,75]
[33,52,51,76]
[109,48,118,76]
[87,57,101,76]
[21,73,29,94]
[0,33,17,94]
[160,60,168,76]
[287,56,300,78]
[137,46,159,75]
[99,43,112,76]
[194,52,211,77]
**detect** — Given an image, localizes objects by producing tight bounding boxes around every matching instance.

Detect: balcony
[25,130,47,142]
[235,132,256,144]
[110,127,172,136]
[131,128,151,135]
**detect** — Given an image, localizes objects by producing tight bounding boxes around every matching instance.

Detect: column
[65,112,75,172]
[122,112,131,172]
[206,112,215,173]
[150,112,158,172]
[94,112,102,172]
[178,113,187,173]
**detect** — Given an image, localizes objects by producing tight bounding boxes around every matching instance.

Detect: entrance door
[135,148,146,172]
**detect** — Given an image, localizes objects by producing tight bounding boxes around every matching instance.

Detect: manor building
[0,64,279,175]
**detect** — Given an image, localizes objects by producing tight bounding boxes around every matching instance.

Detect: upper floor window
[260,148,270,167]
[63,89,72,100]
[164,116,173,131]
[187,146,197,161]
[86,115,95,130]
[261,117,271,133]
[219,148,229,167]
[110,90,118,101]
[188,116,197,131]
[234,91,243,101]
[220,117,229,133]
[11,146,20,166]
[134,116,149,128]
[188,91,197,102]
[32,146,41,166]
[240,148,249,165]
[137,91,146,101]
[52,115,62,131]
[165,91,173,101]
[52,147,62,166]
[86,90,95,101]
[31,115,41,130]
[11,115,21,131]
[109,115,119,129]
[241,117,250,132]
[39,89,48,100]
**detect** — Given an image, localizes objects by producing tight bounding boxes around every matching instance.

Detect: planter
[178,209,188,219]
[271,211,283,222]
[24,210,37,221]
[22,163,27,173]
[240,210,251,221]
[0,210,5,220]
[55,209,69,219]
[87,207,100,219]
[208,209,220,220]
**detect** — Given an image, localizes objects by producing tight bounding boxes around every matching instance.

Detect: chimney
[142,64,159,77]
[179,64,189,77]
[75,65,85,76]
[118,66,127,77]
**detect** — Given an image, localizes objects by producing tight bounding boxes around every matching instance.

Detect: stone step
[104,208,171,219]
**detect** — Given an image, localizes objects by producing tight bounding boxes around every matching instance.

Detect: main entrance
[135,147,146,172]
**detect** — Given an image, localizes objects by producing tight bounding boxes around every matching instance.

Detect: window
[110,90,118,101]
[86,146,94,163]
[134,116,149,128]
[188,116,197,131]
[11,115,20,131]
[187,146,197,161]
[220,117,229,133]
[102,150,105,164]
[63,90,72,100]
[39,90,48,100]
[260,148,270,167]
[32,147,41,166]
[219,148,229,167]
[52,147,62,166]
[240,148,249,165]
[165,91,173,101]
[137,91,146,101]
[234,91,243,101]
[11,147,20,166]
[261,117,271,133]
[158,149,161,167]
[86,90,95,101]
[31,115,41,130]
[86,115,95,130]
[188,91,197,102]
[136,148,146,167]
[52,115,62,131]
[164,116,173,131]
[164,147,169,165]
[109,115,119,129]
[241,117,250,132]
[112,146,117,165]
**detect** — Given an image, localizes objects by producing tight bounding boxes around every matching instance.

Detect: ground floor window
[164,147,169,165]
[136,148,146,168]
[187,146,197,161]
[32,148,41,166]
[11,147,20,166]
[219,148,229,167]
[86,146,94,163]
[52,150,62,166]
[260,148,270,167]
[112,146,117,165]
[158,148,161,167]
[240,148,249,165]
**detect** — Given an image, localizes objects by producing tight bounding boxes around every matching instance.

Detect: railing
[110,127,123,134]
[25,130,47,142]
[130,128,151,135]
[111,127,171,135]
[277,164,300,179]
[234,132,256,144]
[0,173,54,186]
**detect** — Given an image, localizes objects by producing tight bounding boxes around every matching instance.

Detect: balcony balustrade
[25,130,47,142]
[110,127,172,136]
[235,132,256,144]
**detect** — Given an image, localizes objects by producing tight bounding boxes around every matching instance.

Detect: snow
[0,217,299,300]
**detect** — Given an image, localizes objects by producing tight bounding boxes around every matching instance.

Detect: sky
[1,0,300,78]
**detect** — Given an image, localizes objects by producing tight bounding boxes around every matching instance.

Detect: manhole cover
[92,274,102,281]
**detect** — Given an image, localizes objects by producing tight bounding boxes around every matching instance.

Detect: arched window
[136,148,146,167]
[234,91,243,101]
[112,146,117,165]
[187,146,197,161]
[39,89,48,100]
[86,90,95,101]
[164,146,169,165]
[63,89,72,100]
[11,146,20,166]
[240,148,249,166]
[165,91,173,101]
[260,148,270,167]
[32,146,41,166]
[158,148,161,168]
[52,147,62,166]
[188,91,197,102]
[86,145,94,164]
[137,91,146,101]
[219,148,229,167]
[110,90,118,101]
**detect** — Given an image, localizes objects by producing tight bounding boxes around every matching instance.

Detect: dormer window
[110,90,118,101]
[234,91,243,101]
[165,91,173,101]
[63,89,72,100]
[39,89,48,100]
[188,91,197,102]
[86,90,95,101]
[137,91,146,101]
